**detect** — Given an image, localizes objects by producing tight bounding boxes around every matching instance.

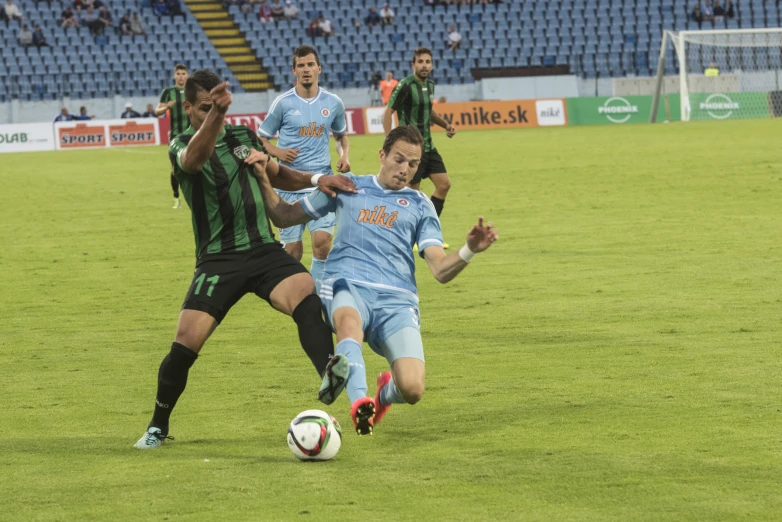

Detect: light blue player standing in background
[258,45,351,293]
[253,126,499,436]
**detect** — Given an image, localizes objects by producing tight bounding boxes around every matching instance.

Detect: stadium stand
[2,0,782,102]
[0,0,243,102]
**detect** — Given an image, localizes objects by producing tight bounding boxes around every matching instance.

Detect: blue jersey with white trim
[258,87,347,192]
[301,173,443,298]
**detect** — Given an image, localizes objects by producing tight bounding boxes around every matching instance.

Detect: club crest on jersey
[233,145,250,159]
[396,198,410,207]
[299,122,326,138]
[321,108,331,117]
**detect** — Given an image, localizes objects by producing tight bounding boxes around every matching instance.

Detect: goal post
[651,28,782,122]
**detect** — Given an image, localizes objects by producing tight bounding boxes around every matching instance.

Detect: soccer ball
[287,410,342,461]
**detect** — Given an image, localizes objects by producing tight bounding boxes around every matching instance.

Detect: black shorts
[182,243,308,323]
[411,148,447,184]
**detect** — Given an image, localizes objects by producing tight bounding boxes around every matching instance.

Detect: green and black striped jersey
[160,86,190,139]
[169,124,276,258]
[388,74,436,152]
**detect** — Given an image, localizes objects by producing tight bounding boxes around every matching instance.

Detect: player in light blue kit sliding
[254,126,498,436]
[258,45,351,294]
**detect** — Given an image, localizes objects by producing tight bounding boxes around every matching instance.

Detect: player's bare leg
[269,273,348,404]
[428,172,451,248]
[374,328,426,425]
[170,171,181,209]
[310,230,332,295]
[332,305,374,435]
[134,310,217,449]
[389,357,425,404]
[283,241,304,261]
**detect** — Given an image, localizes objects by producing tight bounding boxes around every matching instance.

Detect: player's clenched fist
[210,81,232,113]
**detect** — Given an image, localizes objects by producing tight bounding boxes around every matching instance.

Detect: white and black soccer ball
[287,410,342,461]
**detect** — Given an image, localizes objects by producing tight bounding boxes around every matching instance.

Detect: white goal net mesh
[666,29,782,121]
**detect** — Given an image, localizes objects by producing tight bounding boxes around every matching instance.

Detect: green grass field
[2,120,782,521]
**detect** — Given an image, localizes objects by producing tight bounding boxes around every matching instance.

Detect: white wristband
[310,174,323,187]
[458,244,476,263]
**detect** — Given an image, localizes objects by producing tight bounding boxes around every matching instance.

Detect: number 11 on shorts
[193,274,220,297]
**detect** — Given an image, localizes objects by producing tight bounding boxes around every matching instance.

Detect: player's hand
[445,125,456,138]
[166,101,176,108]
[336,157,351,173]
[318,174,358,198]
[465,217,498,253]
[210,81,232,114]
[278,148,300,162]
[243,149,269,172]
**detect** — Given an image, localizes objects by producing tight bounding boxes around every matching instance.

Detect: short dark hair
[382,125,424,154]
[175,64,188,72]
[79,106,86,111]
[185,69,222,104]
[292,45,320,68]
[412,46,432,64]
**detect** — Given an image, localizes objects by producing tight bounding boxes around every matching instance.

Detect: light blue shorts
[321,278,425,364]
[276,190,335,244]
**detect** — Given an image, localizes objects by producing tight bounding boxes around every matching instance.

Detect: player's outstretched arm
[265,160,357,198]
[179,82,231,174]
[423,217,498,284]
[246,152,312,228]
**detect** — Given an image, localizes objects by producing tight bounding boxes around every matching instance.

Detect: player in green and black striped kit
[134,70,356,450]
[155,64,190,209]
[383,47,457,230]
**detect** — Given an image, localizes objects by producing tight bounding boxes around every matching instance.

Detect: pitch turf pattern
[2,121,782,520]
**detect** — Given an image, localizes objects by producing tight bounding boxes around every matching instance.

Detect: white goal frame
[650,27,782,122]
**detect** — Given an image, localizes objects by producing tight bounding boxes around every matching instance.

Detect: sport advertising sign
[55,121,107,149]
[108,120,159,146]
[55,118,161,150]
[0,123,56,153]
[432,100,541,130]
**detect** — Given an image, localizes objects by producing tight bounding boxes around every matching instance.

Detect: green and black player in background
[383,47,456,245]
[155,64,190,209]
[134,70,356,450]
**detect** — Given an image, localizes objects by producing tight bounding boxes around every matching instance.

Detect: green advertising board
[686,92,771,120]
[566,95,682,125]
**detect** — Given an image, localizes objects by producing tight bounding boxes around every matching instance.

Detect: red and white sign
[55,122,106,149]
[56,118,160,150]
[221,109,365,136]
[364,107,396,135]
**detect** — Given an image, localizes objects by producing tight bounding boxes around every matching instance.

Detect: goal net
[651,28,782,122]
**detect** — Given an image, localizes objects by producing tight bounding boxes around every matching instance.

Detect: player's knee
[311,238,332,260]
[436,176,451,194]
[333,310,362,338]
[292,293,322,324]
[174,330,206,353]
[284,242,303,261]
[398,380,424,405]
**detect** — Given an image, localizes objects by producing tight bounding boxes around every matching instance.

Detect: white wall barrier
[0,122,56,153]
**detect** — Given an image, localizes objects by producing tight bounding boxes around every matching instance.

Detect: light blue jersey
[258,87,347,193]
[301,174,444,299]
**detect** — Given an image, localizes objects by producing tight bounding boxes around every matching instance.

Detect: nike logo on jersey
[357,206,398,229]
[299,122,326,138]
